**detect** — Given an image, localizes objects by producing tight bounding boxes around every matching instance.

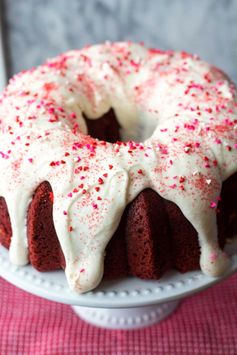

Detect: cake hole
[84,108,157,143]
[84,109,120,143]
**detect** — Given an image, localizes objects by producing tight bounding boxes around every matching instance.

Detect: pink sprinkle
[70,112,77,119]
[209,252,218,262]
[184,123,195,131]
[130,59,140,70]
[224,118,232,126]
[158,144,168,154]
[169,184,177,189]
[48,107,55,114]
[67,192,73,198]
[0,151,9,159]
[80,268,85,273]
[215,138,222,144]
[28,158,33,163]
[210,201,217,209]
[92,203,98,209]
[63,211,67,215]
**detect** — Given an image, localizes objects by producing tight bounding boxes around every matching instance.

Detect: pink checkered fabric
[0,274,237,355]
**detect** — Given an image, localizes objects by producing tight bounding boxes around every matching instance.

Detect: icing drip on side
[0,42,236,293]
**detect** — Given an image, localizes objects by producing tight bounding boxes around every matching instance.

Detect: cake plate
[0,239,237,329]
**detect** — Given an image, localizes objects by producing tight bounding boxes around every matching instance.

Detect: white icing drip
[0,42,236,293]
[7,194,29,265]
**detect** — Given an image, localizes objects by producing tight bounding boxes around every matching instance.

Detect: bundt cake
[0,42,236,293]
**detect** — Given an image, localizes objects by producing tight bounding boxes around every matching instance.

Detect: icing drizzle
[0,42,236,293]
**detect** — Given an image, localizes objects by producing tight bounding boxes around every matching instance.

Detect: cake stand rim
[0,243,236,308]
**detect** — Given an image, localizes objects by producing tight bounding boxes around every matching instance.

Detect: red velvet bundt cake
[0,42,236,293]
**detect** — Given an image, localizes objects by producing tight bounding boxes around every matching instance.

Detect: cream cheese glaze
[0,42,236,293]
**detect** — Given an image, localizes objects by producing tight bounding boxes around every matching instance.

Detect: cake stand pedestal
[71,300,179,329]
[0,239,237,329]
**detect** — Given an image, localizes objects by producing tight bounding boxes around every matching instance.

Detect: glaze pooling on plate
[0,42,236,293]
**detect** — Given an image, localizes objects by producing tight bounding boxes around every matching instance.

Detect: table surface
[0,273,237,355]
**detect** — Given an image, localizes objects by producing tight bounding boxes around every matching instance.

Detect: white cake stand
[0,239,237,329]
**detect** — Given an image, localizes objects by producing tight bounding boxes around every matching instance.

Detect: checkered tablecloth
[0,273,236,355]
